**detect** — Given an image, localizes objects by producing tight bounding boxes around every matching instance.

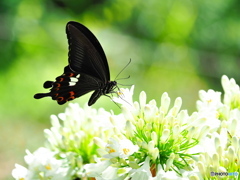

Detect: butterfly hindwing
[34,66,103,105]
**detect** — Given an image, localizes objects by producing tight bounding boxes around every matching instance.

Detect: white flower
[113,85,135,108]
[192,128,240,179]
[196,89,221,132]
[197,89,222,111]
[84,158,131,179]
[104,138,139,158]
[45,103,126,150]
[102,87,210,178]
[84,159,112,177]
[129,157,152,180]
[26,147,69,178]
[83,137,139,179]
[12,164,29,180]
[222,75,240,109]
[44,103,127,177]
[153,165,188,180]
[221,108,240,137]
[12,147,70,180]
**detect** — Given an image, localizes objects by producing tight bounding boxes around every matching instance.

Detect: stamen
[123,148,130,155]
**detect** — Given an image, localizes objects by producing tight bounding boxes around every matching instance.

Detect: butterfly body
[34,21,117,105]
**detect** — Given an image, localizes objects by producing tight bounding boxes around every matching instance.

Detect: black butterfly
[34,21,117,106]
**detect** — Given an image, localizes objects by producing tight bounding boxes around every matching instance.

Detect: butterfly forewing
[66,21,110,82]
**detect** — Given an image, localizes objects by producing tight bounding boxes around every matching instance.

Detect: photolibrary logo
[211,171,239,177]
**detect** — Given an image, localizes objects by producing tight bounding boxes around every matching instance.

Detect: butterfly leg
[104,94,121,109]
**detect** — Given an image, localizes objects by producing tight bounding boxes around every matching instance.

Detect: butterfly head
[105,81,117,94]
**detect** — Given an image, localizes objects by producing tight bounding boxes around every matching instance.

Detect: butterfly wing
[34,66,103,105]
[66,21,110,82]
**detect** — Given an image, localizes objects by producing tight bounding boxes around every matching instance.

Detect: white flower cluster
[12,75,240,180]
[12,148,70,180]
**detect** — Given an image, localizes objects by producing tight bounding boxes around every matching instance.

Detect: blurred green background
[1,0,239,179]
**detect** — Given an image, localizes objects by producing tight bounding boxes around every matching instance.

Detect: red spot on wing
[54,83,61,87]
[69,91,75,96]
[58,77,64,82]
[65,73,75,77]
[57,97,64,102]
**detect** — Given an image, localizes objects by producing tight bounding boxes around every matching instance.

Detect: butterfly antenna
[114,59,131,81]
[116,75,131,81]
